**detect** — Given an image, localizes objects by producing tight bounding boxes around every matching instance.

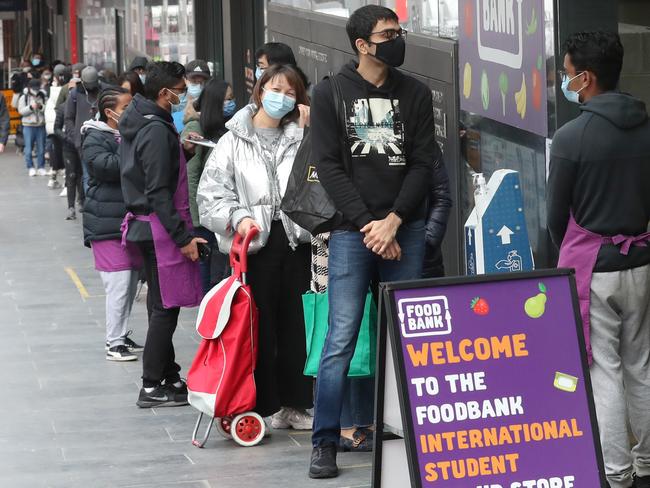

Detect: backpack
[280,76,351,235]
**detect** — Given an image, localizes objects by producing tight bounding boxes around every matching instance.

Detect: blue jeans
[312,221,425,446]
[23,125,46,169]
[81,157,90,192]
[194,227,221,295]
[341,377,375,429]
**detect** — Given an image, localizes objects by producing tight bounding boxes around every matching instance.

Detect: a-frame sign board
[372,270,607,488]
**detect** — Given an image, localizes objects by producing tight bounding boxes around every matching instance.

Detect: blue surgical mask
[261,89,296,120]
[561,72,585,104]
[166,88,186,113]
[223,99,236,118]
[187,82,203,99]
[139,74,146,85]
[255,67,264,80]
[31,58,40,67]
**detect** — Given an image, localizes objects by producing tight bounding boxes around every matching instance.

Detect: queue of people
[9,6,647,488]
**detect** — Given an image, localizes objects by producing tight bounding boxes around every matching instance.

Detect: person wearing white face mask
[198,64,314,433]
[18,79,47,176]
[128,56,149,85]
[182,79,234,293]
[65,66,102,194]
[173,59,211,133]
[80,87,144,362]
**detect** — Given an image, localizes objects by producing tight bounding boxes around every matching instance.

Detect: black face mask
[370,36,406,68]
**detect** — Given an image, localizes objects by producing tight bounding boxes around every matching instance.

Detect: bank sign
[459,0,548,137]
[386,271,606,487]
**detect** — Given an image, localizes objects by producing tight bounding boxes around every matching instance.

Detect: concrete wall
[619,23,650,108]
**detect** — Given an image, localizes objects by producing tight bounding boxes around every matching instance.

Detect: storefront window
[144,0,195,63]
[380,0,458,38]
[80,5,118,69]
[271,1,375,17]
[270,0,457,37]
[79,0,195,70]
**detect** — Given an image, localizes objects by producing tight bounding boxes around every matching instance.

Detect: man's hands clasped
[360,212,402,261]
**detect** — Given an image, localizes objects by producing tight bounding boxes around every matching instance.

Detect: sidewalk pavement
[0,145,372,488]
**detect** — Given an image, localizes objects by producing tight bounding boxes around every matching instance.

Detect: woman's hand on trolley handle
[237,217,261,238]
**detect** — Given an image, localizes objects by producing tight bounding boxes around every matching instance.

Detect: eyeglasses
[369,28,408,42]
[557,69,585,81]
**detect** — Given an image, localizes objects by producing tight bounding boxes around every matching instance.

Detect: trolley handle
[230,227,259,277]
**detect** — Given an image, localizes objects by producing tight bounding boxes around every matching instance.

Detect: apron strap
[606,232,650,256]
[120,212,151,248]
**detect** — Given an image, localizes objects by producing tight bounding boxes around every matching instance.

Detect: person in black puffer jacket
[81,87,143,362]
[422,154,453,278]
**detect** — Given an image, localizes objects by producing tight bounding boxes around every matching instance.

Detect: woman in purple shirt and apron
[80,87,143,362]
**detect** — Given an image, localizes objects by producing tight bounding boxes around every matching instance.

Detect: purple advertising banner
[388,273,604,487]
[459,0,548,137]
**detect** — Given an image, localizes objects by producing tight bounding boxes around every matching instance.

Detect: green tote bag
[302,290,377,378]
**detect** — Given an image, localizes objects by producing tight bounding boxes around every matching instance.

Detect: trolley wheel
[215,417,233,439]
[231,412,265,447]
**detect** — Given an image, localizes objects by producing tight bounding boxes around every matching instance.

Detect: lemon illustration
[463,63,472,99]
[525,282,547,319]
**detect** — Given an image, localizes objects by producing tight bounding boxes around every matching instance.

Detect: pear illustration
[525,282,547,319]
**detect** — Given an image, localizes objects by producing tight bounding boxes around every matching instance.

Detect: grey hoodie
[547,92,650,271]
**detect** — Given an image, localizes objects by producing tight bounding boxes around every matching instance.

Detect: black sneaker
[309,443,338,479]
[136,384,187,408]
[123,331,144,353]
[634,474,650,488]
[164,380,188,405]
[106,345,137,362]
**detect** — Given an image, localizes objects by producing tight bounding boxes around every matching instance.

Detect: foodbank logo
[307,165,319,183]
[397,296,452,338]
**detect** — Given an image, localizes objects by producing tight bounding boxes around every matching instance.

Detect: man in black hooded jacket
[547,32,650,488]
[309,5,440,478]
[120,61,205,408]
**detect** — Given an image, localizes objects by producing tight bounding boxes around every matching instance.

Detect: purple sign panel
[459,0,548,137]
[389,273,604,487]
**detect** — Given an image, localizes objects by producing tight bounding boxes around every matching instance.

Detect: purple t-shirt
[92,239,141,272]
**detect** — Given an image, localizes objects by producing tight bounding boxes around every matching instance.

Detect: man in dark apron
[119,61,205,408]
[547,31,650,488]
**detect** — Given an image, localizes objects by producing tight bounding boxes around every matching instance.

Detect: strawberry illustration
[471,297,490,316]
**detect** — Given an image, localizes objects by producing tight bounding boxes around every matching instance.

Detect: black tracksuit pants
[63,144,84,209]
[138,241,182,388]
[247,221,313,417]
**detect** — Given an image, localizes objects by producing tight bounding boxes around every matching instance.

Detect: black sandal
[339,428,374,452]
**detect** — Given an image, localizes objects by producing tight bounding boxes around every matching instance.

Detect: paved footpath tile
[0,147,372,488]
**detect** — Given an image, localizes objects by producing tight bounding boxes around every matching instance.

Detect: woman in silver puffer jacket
[197,64,315,431]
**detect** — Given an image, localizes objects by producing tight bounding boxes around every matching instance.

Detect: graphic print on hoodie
[311,61,439,230]
[346,97,405,166]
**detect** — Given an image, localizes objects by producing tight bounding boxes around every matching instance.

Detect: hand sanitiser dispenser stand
[464,169,534,275]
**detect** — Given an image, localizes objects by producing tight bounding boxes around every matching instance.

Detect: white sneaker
[59,187,67,197]
[263,417,273,438]
[37,168,47,176]
[271,407,313,430]
[28,168,37,177]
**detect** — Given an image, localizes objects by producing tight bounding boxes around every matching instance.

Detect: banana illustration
[515,73,527,119]
[463,63,472,99]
